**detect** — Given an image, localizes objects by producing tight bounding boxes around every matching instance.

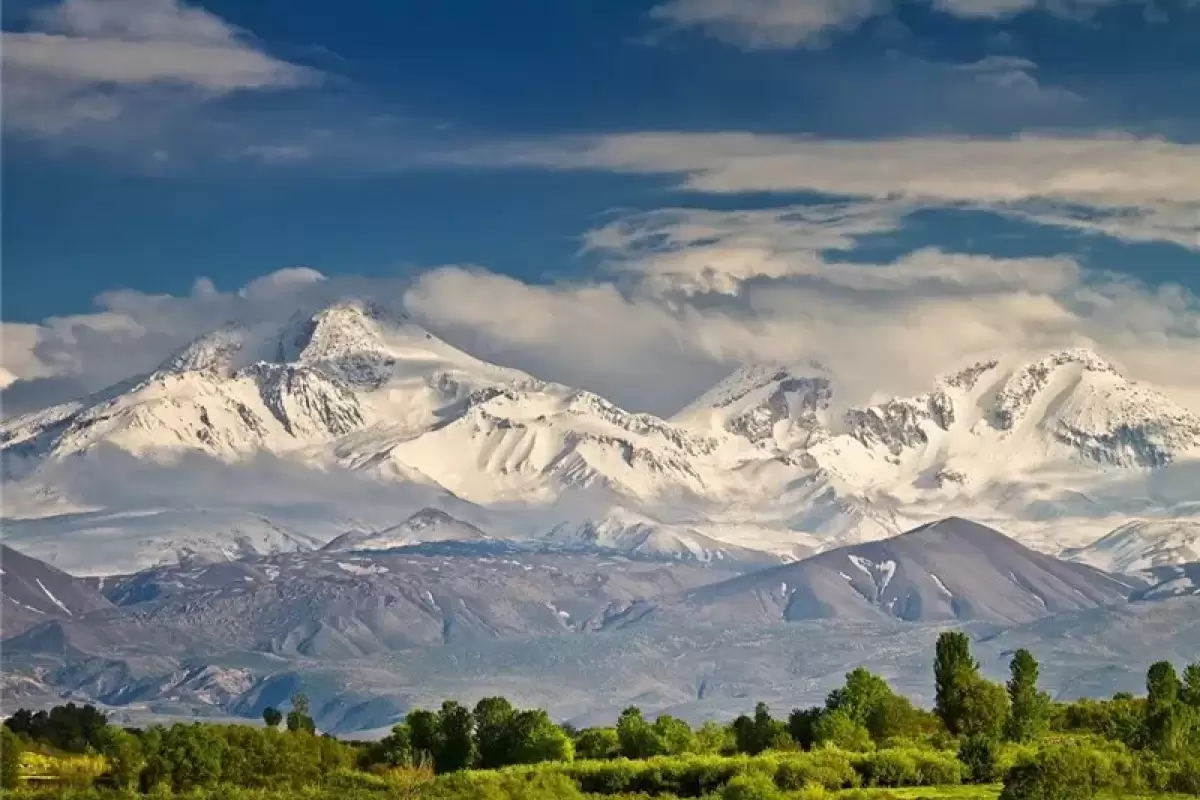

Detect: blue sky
[3,0,1200,413]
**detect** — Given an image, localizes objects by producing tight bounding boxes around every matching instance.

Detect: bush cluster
[4,636,1200,799]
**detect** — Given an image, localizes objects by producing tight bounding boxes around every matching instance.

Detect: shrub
[852,749,917,787]
[1,726,22,789]
[959,734,1001,783]
[1167,755,1200,794]
[720,770,781,800]
[811,711,873,752]
[574,728,620,761]
[910,748,965,785]
[773,749,859,791]
[999,741,1128,800]
[848,747,962,788]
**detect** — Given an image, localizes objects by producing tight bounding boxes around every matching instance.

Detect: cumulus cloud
[0,268,412,417]
[406,205,1200,412]
[5,201,1200,421]
[2,0,318,138]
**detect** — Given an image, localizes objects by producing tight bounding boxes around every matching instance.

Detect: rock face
[2,297,1200,575]
[1132,562,1200,601]
[1,520,1194,736]
[660,518,1141,626]
[0,545,114,637]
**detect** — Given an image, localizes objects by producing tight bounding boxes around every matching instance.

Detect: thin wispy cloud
[2,0,318,137]
[446,132,1200,250]
[648,0,1177,48]
[6,198,1200,421]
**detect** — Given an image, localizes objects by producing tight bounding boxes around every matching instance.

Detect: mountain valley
[3,299,1200,733]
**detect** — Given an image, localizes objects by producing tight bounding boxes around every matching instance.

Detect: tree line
[3,633,1200,799]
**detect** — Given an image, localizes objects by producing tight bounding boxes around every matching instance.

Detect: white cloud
[2,0,317,137]
[464,133,1200,205]
[402,203,1200,412]
[649,0,886,49]
[5,200,1199,421]
[0,268,401,417]
[451,132,1200,250]
[648,0,1167,48]
[933,0,1041,15]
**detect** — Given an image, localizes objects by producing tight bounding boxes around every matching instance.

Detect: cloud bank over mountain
[6,192,1199,421]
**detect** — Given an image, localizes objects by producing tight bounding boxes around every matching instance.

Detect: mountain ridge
[3,299,1199,574]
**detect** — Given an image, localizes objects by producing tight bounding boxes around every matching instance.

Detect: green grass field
[839,789,1193,800]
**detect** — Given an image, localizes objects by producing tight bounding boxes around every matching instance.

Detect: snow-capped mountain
[1064,519,1200,574]
[3,299,1199,574]
[322,508,490,552]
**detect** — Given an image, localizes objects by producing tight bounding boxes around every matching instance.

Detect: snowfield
[3,299,1199,575]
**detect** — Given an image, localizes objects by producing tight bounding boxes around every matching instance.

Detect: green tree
[1147,661,1182,711]
[958,734,1001,783]
[696,720,735,754]
[935,631,980,735]
[999,741,1110,800]
[360,723,414,768]
[826,668,893,726]
[867,693,929,742]
[811,709,873,751]
[574,727,620,760]
[958,674,1010,738]
[788,707,822,750]
[1006,649,1050,742]
[262,707,283,729]
[5,703,109,753]
[616,707,664,759]
[1182,662,1200,708]
[98,727,144,789]
[157,724,224,791]
[1,726,22,790]
[407,708,443,766]
[436,700,477,772]
[823,668,926,742]
[1144,660,1187,755]
[734,702,789,754]
[473,696,516,768]
[286,693,316,734]
[653,714,698,755]
[506,709,573,764]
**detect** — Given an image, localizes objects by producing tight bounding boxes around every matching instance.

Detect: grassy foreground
[1,783,1194,799]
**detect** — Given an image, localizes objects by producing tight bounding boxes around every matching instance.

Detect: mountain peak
[278,300,397,365]
[160,323,257,376]
[673,361,833,449]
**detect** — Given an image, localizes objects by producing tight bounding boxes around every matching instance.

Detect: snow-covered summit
[673,362,834,452]
[3,307,1199,574]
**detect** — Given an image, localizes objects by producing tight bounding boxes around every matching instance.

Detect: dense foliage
[4,636,1199,799]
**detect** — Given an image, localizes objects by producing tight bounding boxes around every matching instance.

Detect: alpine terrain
[3,297,1199,730]
[3,298,1199,575]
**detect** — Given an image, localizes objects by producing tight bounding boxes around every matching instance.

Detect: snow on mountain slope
[1133,563,1200,600]
[323,508,490,552]
[793,349,1200,493]
[538,507,783,564]
[3,297,1199,573]
[1063,519,1200,574]
[0,508,334,576]
[673,362,834,452]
